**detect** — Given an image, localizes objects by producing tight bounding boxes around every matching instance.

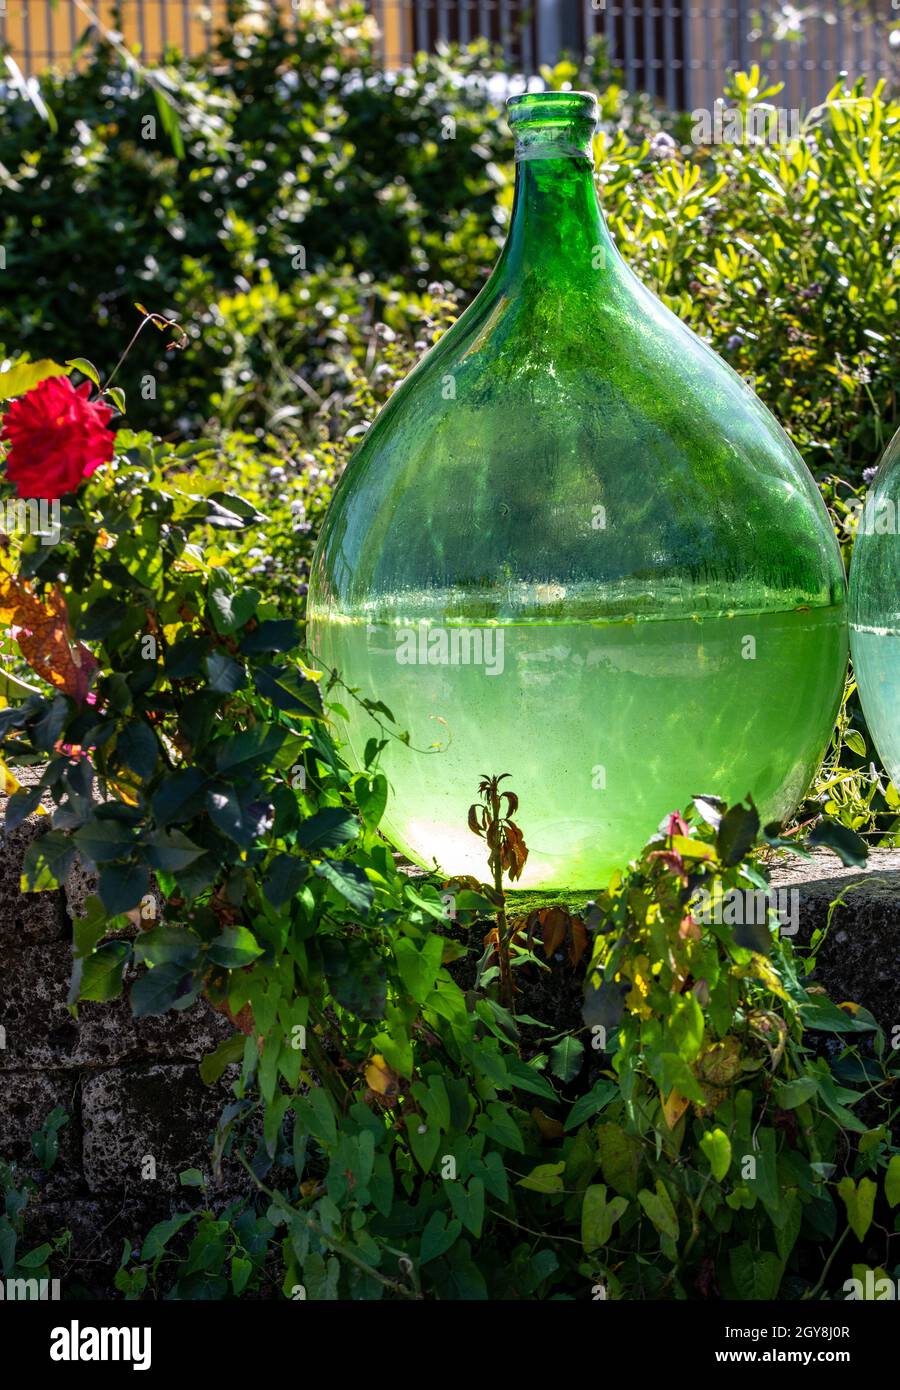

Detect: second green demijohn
[308,91,848,889]
[849,427,900,788]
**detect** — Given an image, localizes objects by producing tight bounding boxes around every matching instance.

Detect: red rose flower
[1,374,114,500]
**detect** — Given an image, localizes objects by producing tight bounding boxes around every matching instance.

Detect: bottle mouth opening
[506,90,599,132]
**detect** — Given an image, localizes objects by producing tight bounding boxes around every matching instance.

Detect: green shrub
[1,9,895,483]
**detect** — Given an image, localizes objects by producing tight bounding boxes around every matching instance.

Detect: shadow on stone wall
[1,793,253,1294]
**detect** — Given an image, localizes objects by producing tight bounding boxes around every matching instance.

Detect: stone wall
[0,791,246,1293]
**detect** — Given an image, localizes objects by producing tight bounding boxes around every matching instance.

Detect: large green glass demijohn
[308,91,848,889]
[849,427,900,787]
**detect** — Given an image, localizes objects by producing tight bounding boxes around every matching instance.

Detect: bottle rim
[506,90,599,129]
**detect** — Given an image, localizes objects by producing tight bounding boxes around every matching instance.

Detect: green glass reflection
[308,92,848,888]
[849,427,900,787]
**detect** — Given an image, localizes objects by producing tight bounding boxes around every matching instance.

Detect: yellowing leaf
[662,1088,690,1130]
[0,758,22,795]
[700,1127,732,1181]
[364,1053,399,1100]
[518,1162,565,1194]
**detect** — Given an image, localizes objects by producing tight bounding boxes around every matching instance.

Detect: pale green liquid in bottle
[312,605,847,889]
[849,626,900,786]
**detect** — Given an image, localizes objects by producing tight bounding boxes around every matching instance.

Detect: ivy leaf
[263,853,308,908]
[319,937,386,1020]
[549,1035,584,1083]
[199,1034,246,1086]
[254,665,323,717]
[394,935,444,1004]
[581,1184,629,1252]
[140,1214,194,1262]
[774,1076,819,1110]
[314,859,373,916]
[208,581,261,636]
[699,1127,732,1182]
[296,807,359,852]
[596,1122,643,1196]
[885,1155,900,1209]
[838,1176,877,1241]
[565,1079,618,1131]
[808,818,868,868]
[729,1243,784,1300]
[419,1211,461,1264]
[637,1180,679,1240]
[518,1162,565,1194]
[670,994,705,1062]
[354,772,388,829]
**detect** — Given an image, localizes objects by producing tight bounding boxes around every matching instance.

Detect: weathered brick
[0,819,68,946]
[0,943,82,1069]
[81,1063,238,1194]
[0,1070,83,1198]
[770,849,900,1030]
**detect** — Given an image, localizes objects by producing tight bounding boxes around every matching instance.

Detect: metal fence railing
[1,1,896,112]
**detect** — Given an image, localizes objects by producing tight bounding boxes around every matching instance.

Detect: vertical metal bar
[435,0,448,44]
[623,0,635,91]
[183,0,190,54]
[521,2,534,75]
[159,0,167,56]
[458,0,469,45]
[415,0,428,53]
[536,0,562,69]
[852,10,863,87]
[643,0,655,98]
[138,0,147,56]
[735,0,749,73]
[604,0,615,63]
[476,0,489,47]
[498,0,510,65]
[681,1,693,114]
[800,16,808,111]
[23,0,32,76]
[663,0,676,109]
